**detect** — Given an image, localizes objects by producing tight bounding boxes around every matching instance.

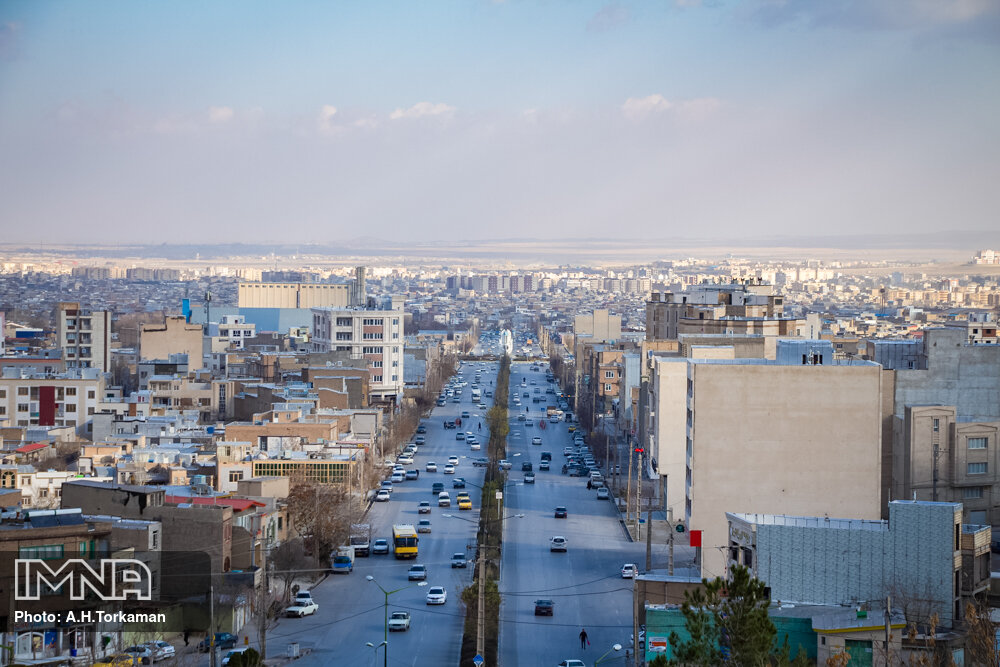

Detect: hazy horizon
[1,1,998,245]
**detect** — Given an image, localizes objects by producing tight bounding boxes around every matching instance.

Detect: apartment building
[215,314,256,350]
[0,367,104,429]
[646,282,802,340]
[310,297,405,404]
[139,316,205,370]
[648,348,884,578]
[147,372,215,423]
[55,302,111,372]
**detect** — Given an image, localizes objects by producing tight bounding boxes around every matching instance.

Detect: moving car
[418,501,431,514]
[472,458,489,467]
[438,491,451,506]
[198,633,237,653]
[524,472,535,484]
[432,482,444,494]
[391,471,405,483]
[285,599,319,617]
[453,477,466,488]
[534,599,554,616]
[406,469,419,480]
[554,506,568,518]
[388,611,411,632]
[499,460,512,470]
[558,661,587,667]
[451,553,468,568]
[444,464,456,474]
[550,536,568,552]
[375,489,391,502]
[426,586,448,605]
[621,563,638,579]
[448,456,460,466]
[456,432,466,440]
[408,564,427,581]
[457,494,472,510]
[372,538,390,555]
[597,487,610,500]
[415,435,425,444]
[538,461,550,471]
[532,436,542,445]
[426,462,438,472]
[522,462,532,471]
[416,425,427,434]
[418,519,432,533]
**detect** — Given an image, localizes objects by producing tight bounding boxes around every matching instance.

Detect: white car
[622,563,638,578]
[397,454,414,464]
[285,600,319,617]
[558,661,586,667]
[375,489,391,502]
[222,648,249,666]
[448,456,460,466]
[550,536,568,552]
[597,487,610,500]
[144,641,175,662]
[426,586,448,605]
[388,611,411,631]
[444,465,456,474]
[532,436,542,445]
[426,462,438,472]
[469,442,481,451]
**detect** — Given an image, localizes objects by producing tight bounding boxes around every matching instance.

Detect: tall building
[648,347,884,578]
[56,302,111,372]
[238,282,351,308]
[646,282,801,341]
[311,297,405,404]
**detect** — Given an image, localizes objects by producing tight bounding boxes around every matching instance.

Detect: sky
[0,0,998,246]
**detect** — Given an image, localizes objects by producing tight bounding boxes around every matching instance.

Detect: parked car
[416,425,427,434]
[426,586,448,605]
[285,600,319,617]
[122,646,153,664]
[415,435,425,445]
[597,487,610,500]
[550,536,568,552]
[534,599,554,616]
[375,489,391,502]
[144,641,175,662]
[397,454,414,464]
[451,552,468,568]
[391,471,405,483]
[222,648,250,666]
[558,661,587,667]
[408,564,427,581]
[198,633,237,652]
[372,538,390,555]
[93,655,138,667]
[388,611,411,631]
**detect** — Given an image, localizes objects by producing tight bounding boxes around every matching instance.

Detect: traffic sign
[473,655,485,666]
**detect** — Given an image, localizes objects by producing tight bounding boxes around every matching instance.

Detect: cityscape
[2,2,999,667]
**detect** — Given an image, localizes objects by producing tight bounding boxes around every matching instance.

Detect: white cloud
[621,94,674,120]
[208,106,235,123]
[389,102,456,120]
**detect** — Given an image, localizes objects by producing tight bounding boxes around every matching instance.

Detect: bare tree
[285,482,356,559]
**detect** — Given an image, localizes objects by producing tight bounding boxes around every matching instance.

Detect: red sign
[689,530,702,548]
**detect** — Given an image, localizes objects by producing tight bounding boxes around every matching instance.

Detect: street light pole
[365,576,426,667]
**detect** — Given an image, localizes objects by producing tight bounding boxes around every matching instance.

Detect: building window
[605,384,613,392]
[0,389,5,398]
[66,387,77,396]
[963,487,984,500]
[87,390,95,399]
[18,387,28,396]
[336,318,353,327]
[373,375,383,383]
[363,318,384,326]
[968,462,988,475]
[17,403,28,413]
[229,470,244,483]
[362,332,383,340]
[19,544,65,560]
[968,437,988,450]
[372,361,383,368]
[933,418,940,432]
[336,332,352,340]
[605,371,615,379]
[392,375,398,381]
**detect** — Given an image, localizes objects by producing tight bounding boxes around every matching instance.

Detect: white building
[311,296,405,403]
[56,302,111,372]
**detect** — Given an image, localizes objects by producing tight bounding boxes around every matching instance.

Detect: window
[605,371,615,379]
[19,544,64,560]
[373,375,383,383]
[336,317,353,327]
[18,387,28,396]
[0,407,4,415]
[66,387,77,396]
[362,346,383,355]
[969,437,988,450]
[968,462,988,475]
[362,332,383,340]
[87,390,95,399]
[963,487,984,500]
[65,403,76,412]
[605,384,613,392]
[363,318,384,326]
[933,418,940,432]
[372,360,383,368]
[0,389,5,398]
[336,332,352,340]
[392,375,398,381]
[229,470,244,483]
[17,403,28,413]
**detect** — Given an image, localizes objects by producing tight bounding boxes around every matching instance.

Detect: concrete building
[573,308,622,342]
[726,500,990,630]
[646,282,802,341]
[648,350,884,578]
[0,367,104,429]
[140,316,205,370]
[238,282,350,308]
[215,315,256,350]
[310,297,405,404]
[55,302,111,372]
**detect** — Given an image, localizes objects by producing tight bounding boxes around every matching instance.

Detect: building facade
[55,302,111,372]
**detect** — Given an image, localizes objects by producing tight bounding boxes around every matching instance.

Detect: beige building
[648,356,884,577]
[55,302,111,372]
[147,372,216,423]
[238,282,351,308]
[573,308,622,342]
[646,283,801,341]
[895,405,1000,526]
[140,316,205,370]
[0,367,104,429]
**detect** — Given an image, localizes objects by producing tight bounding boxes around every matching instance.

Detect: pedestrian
[183,630,189,647]
[478,422,481,431]
[579,629,589,649]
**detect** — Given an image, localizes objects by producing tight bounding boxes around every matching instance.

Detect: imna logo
[15,558,152,601]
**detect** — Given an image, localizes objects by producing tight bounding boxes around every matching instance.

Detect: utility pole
[933,443,939,501]
[626,444,634,528]
[209,584,216,667]
[477,546,486,660]
[635,453,642,538]
[645,505,653,572]
[884,595,892,664]
[668,506,675,576]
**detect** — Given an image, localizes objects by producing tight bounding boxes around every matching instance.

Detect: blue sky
[1,1,998,245]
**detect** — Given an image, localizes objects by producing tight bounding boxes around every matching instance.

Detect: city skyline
[1,1,998,245]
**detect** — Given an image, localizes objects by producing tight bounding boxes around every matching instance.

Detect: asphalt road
[263,360,500,667]
[498,362,644,667]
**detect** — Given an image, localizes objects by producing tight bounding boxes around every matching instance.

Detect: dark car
[534,599,554,616]
[444,420,456,429]
[521,462,532,472]
[540,452,552,462]
[432,482,444,495]
[554,506,568,519]
[453,477,466,488]
[198,633,236,652]
[472,458,489,467]
[417,425,427,434]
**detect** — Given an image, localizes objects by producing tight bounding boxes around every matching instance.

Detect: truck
[546,405,562,417]
[471,388,481,402]
[349,523,371,557]
[331,545,354,574]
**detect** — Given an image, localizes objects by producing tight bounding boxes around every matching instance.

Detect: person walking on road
[579,629,589,649]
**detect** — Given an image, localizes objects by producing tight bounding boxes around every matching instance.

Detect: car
[453,477,466,488]
[391,471,405,483]
[408,564,427,580]
[418,519,432,533]
[456,432,466,441]
[397,454,414,464]
[444,464,456,474]
[524,472,535,484]
[522,462,532,471]
[550,536,568,552]
[406,469,419,480]
[381,480,394,492]
[415,435,425,445]
[438,491,451,506]
[93,655,139,667]
[532,436,542,445]
[597,487,610,500]
[432,482,444,494]
[518,414,526,421]
[541,452,553,462]
[295,590,314,604]
[567,424,577,432]
[418,500,431,513]
[452,552,468,568]
[426,586,448,605]
[622,563,638,578]
[417,425,427,434]
[144,641,175,662]
[375,489,391,502]
[286,600,319,617]
[539,461,550,471]
[198,633,237,652]
[462,411,471,418]
[372,538,390,555]
[499,460,512,470]
[388,611,411,632]
[122,646,153,664]
[558,661,587,667]
[458,496,472,510]
[426,461,438,472]
[221,648,250,666]
[469,441,481,451]
[534,599,554,616]
[444,420,456,429]
[472,458,489,467]
[436,399,446,406]
[554,506,568,518]
[448,456,460,466]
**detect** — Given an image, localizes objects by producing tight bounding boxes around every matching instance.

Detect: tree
[284,482,355,558]
[668,564,776,666]
[965,599,999,667]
